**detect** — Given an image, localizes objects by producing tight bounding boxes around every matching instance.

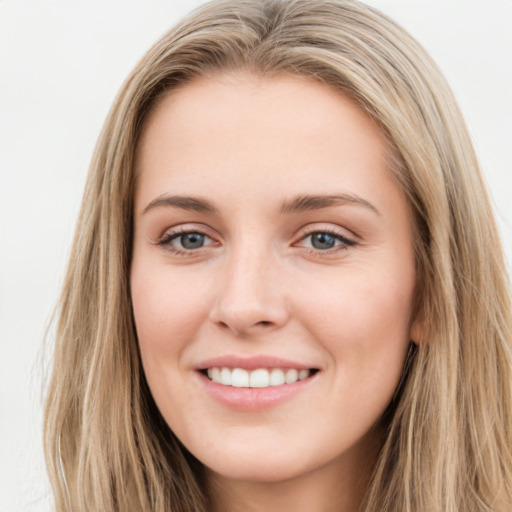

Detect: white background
[1,1,511,511]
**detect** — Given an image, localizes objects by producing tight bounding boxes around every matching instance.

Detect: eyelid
[156,222,216,241]
[156,225,220,255]
[293,225,357,253]
[296,224,356,242]
[153,223,357,257]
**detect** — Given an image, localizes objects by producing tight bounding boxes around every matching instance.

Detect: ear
[409,311,425,346]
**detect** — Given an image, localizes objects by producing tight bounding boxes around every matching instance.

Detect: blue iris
[310,233,336,250]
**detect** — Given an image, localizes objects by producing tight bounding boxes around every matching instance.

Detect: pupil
[181,233,204,249]
[312,233,335,250]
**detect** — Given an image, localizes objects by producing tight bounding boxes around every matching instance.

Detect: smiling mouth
[200,367,319,388]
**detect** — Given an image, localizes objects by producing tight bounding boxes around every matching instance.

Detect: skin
[131,72,422,512]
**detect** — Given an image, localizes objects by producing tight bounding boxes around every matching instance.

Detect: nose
[208,245,290,337]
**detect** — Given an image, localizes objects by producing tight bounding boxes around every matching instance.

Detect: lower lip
[196,371,319,411]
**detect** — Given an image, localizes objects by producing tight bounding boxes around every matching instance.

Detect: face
[131,73,420,485]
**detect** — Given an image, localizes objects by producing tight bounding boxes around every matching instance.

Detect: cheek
[130,265,213,428]
[130,263,213,363]
[293,263,414,375]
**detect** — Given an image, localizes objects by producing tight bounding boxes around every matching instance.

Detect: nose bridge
[210,234,288,335]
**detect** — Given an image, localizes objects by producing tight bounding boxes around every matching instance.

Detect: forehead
[136,72,387,162]
[134,72,402,218]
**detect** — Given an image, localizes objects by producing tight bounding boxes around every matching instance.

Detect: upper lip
[195,355,318,371]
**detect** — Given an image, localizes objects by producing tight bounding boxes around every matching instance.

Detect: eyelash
[157,227,356,256]
[298,228,356,254]
[157,228,216,256]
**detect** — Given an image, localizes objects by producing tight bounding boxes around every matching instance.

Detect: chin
[191,434,337,485]
[204,455,310,484]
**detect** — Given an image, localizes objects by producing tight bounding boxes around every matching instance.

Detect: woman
[43,0,512,510]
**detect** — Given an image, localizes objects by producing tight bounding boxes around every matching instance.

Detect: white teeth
[231,368,249,387]
[269,368,285,386]
[209,367,221,383]
[285,368,299,384]
[205,367,313,388]
[298,369,310,380]
[220,367,232,386]
[250,368,270,388]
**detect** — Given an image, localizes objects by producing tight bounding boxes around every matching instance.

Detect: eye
[158,229,217,254]
[298,230,356,253]
[176,232,207,249]
[309,232,338,250]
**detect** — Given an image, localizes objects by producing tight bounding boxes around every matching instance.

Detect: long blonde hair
[44,1,512,510]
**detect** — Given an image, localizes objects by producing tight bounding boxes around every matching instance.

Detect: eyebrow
[142,193,380,216]
[143,194,218,215]
[279,193,380,216]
